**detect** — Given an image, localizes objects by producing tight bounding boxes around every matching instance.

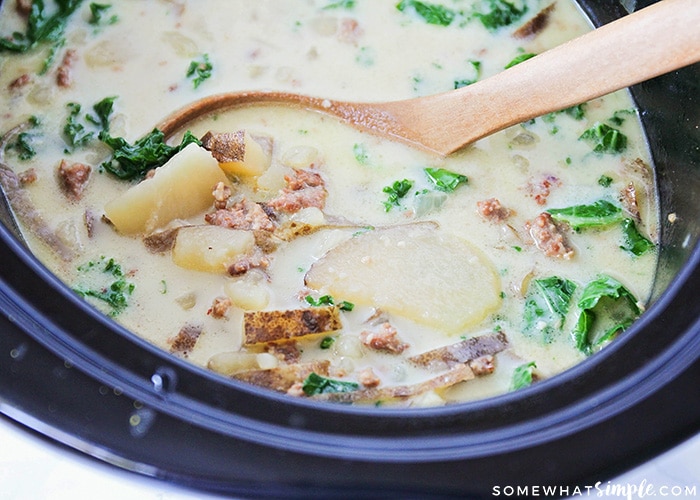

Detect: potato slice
[233,360,331,393]
[305,224,501,334]
[201,130,271,177]
[104,143,229,234]
[207,351,279,376]
[244,306,342,345]
[172,225,255,273]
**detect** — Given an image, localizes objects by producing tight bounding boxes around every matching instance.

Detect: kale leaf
[572,275,641,355]
[474,0,528,31]
[620,218,654,256]
[579,122,627,153]
[454,60,481,89]
[396,0,457,26]
[73,256,135,316]
[424,167,468,192]
[89,2,118,26]
[302,372,360,396]
[504,52,535,69]
[547,199,624,231]
[510,361,537,391]
[0,0,84,53]
[99,129,201,180]
[63,96,116,153]
[382,178,414,211]
[186,54,213,89]
[523,276,577,343]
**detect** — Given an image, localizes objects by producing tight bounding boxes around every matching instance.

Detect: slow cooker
[1,0,698,498]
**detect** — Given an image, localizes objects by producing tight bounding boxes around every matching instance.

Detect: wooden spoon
[158,0,700,156]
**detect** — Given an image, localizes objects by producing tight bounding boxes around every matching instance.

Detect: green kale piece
[302,372,360,396]
[547,199,624,231]
[87,95,117,131]
[0,0,84,53]
[504,52,535,68]
[523,277,577,343]
[474,0,528,31]
[63,103,94,151]
[424,167,468,192]
[454,60,481,89]
[353,143,370,165]
[6,117,41,161]
[319,336,336,349]
[510,361,537,391]
[620,218,654,256]
[186,53,213,89]
[73,256,135,316]
[382,178,414,211]
[99,129,201,180]
[63,96,116,152]
[323,0,356,9]
[598,175,613,187]
[89,3,118,25]
[572,275,641,355]
[579,122,627,153]
[396,0,457,26]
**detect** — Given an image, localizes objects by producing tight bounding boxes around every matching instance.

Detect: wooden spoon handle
[398,0,700,154]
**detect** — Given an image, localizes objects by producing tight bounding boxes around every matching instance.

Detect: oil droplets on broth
[0,0,658,406]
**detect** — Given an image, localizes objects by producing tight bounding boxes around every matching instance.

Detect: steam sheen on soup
[0,0,658,406]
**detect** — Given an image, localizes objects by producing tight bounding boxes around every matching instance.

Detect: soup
[0,0,658,406]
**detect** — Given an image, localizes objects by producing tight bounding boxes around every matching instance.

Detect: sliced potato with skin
[243,306,342,345]
[207,351,279,376]
[305,224,502,334]
[172,225,255,273]
[201,130,271,177]
[104,143,229,234]
[233,360,330,393]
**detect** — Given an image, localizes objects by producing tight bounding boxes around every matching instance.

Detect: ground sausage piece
[337,18,363,44]
[58,159,91,200]
[228,247,270,276]
[359,322,409,354]
[527,175,560,205]
[477,198,512,222]
[526,212,574,259]
[84,209,96,239]
[18,168,37,185]
[205,198,276,231]
[56,49,78,88]
[287,382,305,397]
[9,73,31,91]
[212,181,232,210]
[358,367,381,388]
[468,355,495,376]
[267,168,327,213]
[208,296,232,318]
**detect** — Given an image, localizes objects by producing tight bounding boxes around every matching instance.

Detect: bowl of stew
[0,0,698,497]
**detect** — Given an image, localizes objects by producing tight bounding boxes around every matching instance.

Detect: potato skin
[243,306,342,345]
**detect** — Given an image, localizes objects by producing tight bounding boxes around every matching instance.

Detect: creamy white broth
[0,0,658,406]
